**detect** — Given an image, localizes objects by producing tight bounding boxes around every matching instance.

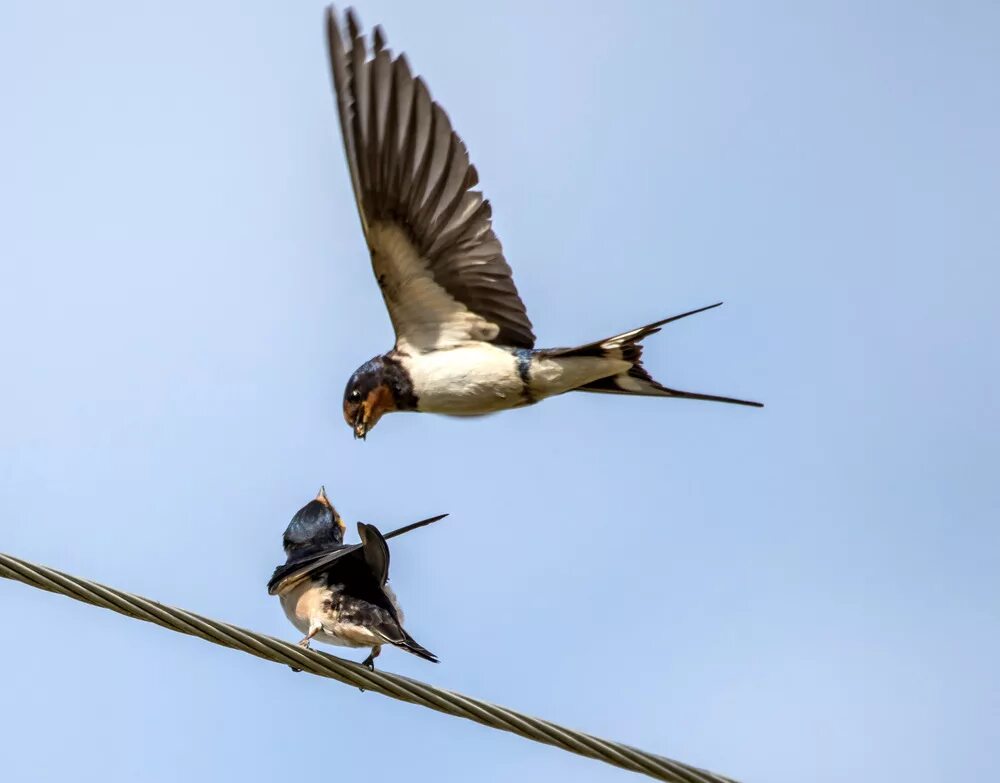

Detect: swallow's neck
[383,352,419,411]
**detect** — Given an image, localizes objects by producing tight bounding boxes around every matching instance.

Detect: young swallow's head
[282,486,346,555]
[342,355,414,439]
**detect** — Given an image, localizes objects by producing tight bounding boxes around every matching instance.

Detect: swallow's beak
[315,486,330,506]
[353,411,367,440]
[353,386,393,440]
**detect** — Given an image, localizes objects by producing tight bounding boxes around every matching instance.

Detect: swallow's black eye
[348,389,362,403]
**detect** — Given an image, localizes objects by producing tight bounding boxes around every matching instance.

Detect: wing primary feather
[428,137,473,236]
[349,35,372,213]
[464,163,479,189]
[346,7,362,41]
[373,24,387,53]
[382,57,401,207]
[418,105,453,224]
[405,78,436,230]
[325,8,369,240]
[390,56,415,193]
[382,513,449,540]
[370,49,393,210]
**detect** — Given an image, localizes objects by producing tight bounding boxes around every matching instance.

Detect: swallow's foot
[361,644,381,672]
[290,633,317,672]
[358,645,381,690]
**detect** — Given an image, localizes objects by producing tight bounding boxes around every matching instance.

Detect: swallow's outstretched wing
[326,6,535,352]
[266,512,448,595]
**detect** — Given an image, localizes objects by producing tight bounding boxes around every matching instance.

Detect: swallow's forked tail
[551,302,763,408]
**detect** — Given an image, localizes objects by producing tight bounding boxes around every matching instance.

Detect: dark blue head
[343,354,416,439]
[281,487,346,556]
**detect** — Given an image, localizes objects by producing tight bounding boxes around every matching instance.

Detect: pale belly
[278,580,402,649]
[405,344,525,415]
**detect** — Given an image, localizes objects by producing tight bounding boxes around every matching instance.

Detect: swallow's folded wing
[326,6,535,352]
[266,543,359,595]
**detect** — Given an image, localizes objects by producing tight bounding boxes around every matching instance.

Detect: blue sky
[1,2,998,781]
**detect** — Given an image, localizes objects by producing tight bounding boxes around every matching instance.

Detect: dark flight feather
[325,6,535,349]
[357,522,390,587]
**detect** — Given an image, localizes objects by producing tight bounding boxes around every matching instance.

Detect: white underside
[278,580,402,649]
[402,344,631,415]
[404,343,521,414]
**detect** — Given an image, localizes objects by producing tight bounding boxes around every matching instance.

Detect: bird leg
[298,624,322,649]
[361,644,381,671]
[356,645,382,692]
[290,625,321,673]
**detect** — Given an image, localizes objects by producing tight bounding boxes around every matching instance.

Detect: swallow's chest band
[513,348,535,404]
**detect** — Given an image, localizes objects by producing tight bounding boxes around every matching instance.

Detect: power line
[0,551,739,783]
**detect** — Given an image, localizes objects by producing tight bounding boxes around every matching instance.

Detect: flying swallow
[325,6,763,439]
[268,487,443,670]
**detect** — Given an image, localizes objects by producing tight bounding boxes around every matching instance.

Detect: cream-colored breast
[278,580,332,637]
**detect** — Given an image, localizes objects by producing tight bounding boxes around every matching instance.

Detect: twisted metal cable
[0,551,739,783]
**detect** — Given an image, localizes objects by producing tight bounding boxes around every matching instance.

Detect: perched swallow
[268,487,443,670]
[325,6,763,439]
